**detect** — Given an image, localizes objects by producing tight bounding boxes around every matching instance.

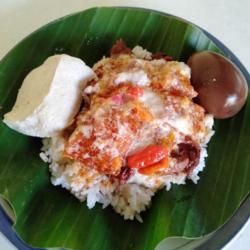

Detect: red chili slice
[139,157,168,175]
[127,145,168,169]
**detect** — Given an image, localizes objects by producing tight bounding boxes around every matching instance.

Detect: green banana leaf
[0,7,249,250]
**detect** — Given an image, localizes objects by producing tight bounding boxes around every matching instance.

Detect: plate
[0,6,249,250]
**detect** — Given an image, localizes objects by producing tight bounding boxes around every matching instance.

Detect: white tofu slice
[3,54,95,137]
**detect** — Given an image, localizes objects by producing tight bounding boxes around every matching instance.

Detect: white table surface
[0,0,249,249]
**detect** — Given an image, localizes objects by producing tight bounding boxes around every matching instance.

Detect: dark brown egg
[187,51,248,118]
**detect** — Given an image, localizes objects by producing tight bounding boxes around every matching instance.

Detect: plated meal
[1,6,250,250]
[3,39,247,222]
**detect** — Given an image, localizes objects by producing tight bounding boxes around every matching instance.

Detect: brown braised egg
[187,51,248,119]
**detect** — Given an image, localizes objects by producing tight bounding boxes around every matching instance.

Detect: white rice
[132,46,152,60]
[40,136,209,222]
